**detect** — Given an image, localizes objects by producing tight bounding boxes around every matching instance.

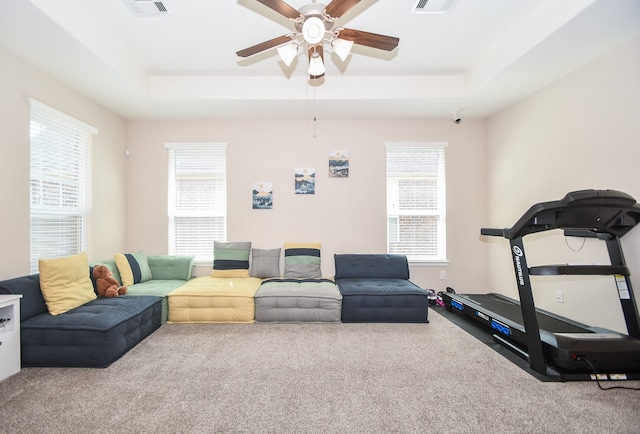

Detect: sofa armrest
[147,255,195,280]
[0,274,47,321]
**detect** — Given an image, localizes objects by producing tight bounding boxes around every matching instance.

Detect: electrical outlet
[440,270,446,280]
[556,290,564,303]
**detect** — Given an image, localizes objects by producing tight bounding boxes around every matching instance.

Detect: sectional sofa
[0,247,428,369]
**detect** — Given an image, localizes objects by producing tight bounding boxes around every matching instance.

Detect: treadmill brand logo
[513,246,525,286]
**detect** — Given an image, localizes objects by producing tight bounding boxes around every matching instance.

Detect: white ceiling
[1,0,639,120]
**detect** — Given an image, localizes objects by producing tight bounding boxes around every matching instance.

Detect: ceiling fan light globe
[332,38,354,62]
[308,55,326,76]
[277,43,298,66]
[302,17,325,44]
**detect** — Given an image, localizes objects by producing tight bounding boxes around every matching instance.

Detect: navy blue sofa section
[0,273,161,368]
[334,254,429,323]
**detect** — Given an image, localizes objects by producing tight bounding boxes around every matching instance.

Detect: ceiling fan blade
[236,34,293,57]
[308,45,325,79]
[256,0,301,19]
[338,28,399,51]
[325,0,362,19]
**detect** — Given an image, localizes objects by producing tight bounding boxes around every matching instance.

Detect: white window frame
[385,141,447,264]
[165,142,227,264]
[29,99,96,273]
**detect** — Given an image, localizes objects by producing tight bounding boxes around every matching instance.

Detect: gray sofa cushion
[254,278,342,322]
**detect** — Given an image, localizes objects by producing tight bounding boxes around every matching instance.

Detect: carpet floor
[1,309,639,433]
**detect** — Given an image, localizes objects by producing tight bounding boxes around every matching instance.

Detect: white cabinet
[0,294,22,382]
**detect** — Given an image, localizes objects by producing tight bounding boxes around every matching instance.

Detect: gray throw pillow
[250,248,281,278]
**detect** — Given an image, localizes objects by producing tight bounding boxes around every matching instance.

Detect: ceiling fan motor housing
[302,17,327,44]
[295,2,334,42]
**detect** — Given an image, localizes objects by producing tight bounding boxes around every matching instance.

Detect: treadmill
[442,189,640,381]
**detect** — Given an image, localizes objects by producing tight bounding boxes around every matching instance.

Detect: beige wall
[485,36,640,333]
[125,118,488,291]
[0,46,127,280]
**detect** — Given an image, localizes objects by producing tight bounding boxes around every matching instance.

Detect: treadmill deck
[443,292,640,378]
[454,293,588,334]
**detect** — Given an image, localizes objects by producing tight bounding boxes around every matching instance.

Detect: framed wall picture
[253,182,273,209]
[294,168,315,194]
[329,151,349,178]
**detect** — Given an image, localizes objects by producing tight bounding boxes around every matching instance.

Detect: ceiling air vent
[413,0,459,14]
[123,0,169,17]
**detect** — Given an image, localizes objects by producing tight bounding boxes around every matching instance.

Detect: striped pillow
[284,242,321,278]
[114,251,153,286]
[212,241,251,277]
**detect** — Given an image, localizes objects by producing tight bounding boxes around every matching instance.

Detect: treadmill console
[484,189,640,240]
[561,189,636,207]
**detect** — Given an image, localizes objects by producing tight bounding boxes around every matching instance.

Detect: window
[386,142,447,262]
[166,143,227,263]
[29,100,95,273]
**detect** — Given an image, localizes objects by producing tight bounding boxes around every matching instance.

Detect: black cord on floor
[578,357,640,391]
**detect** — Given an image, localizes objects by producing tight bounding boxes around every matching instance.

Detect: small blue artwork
[295,168,315,194]
[253,182,273,209]
[329,151,349,178]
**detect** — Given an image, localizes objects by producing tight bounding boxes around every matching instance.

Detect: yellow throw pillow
[39,252,96,316]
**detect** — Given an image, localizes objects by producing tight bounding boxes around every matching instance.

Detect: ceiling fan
[236,0,400,79]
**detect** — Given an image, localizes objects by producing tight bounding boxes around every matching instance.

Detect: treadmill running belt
[461,294,588,334]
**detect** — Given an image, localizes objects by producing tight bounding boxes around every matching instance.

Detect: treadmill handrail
[480,227,504,237]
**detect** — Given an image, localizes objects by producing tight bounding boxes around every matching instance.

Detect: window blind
[29,100,95,273]
[386,142,447,262]
[166,143,227,263]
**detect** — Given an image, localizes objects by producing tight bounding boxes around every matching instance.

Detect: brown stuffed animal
[93,265,127,298]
